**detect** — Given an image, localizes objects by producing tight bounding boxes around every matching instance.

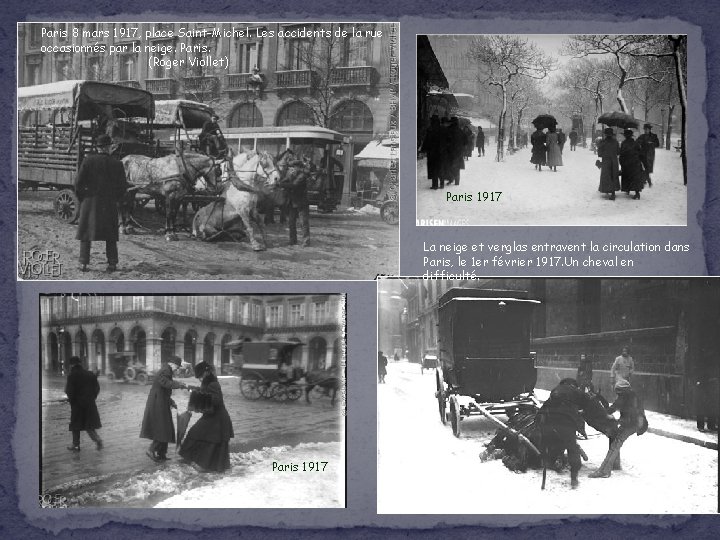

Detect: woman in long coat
[619,129,645,200]
[140,357,186,461]
[597,128,620,200]
[530,127,547,171]
[545,126,563,171]
[179,362,235,472]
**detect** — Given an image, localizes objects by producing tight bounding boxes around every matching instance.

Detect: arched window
[130,326,147,365]
[276,101,315,126]
[330,100,373,132]
[228,103,263,127]
[184,330,198,365]
[308,336,327,371]
[161,327,177,362]
[91,329,105,374]
[204,332,216,364]
[221,333,232,367]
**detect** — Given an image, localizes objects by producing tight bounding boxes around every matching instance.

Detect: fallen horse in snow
[480,379,618,490]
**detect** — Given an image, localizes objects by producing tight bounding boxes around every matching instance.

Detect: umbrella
[176,410,192,450]
[598,111,640,129]
[532,114,557,130]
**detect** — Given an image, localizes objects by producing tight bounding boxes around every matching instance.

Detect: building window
[289,304,302,326]
[188,296,197,317]
[119,53,137,80]
[151,41,174,78]
[112,296,122,312]
[276,101,315,127]
[86,56,102,81]
[286,37,311,70]
[132,296,144,311]
[228,103,263,128]
[330,100,373,132]
[253,304,261,324]
[29,24,43,48]
[237,40,262,72]
[55,57,71,81]
[209,297,220,320]
[163,296,176,312]
[57,24,68,42]
[268,305,281,327]
[312,301,328,324]
[341,32,370,67]
[225,299,234,323]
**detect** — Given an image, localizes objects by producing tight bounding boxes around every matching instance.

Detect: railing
[182,76,219,94]
[329,66,377,87]
[115,80,141,89]
[145,78,178,96]
[275,70,316,89]
[224,73,254,90]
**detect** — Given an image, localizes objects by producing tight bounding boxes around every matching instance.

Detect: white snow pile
[346,204,381,215]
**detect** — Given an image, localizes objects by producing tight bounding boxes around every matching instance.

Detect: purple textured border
[2,1,718,538]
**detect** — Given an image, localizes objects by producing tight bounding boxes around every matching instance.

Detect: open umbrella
[176,410,192,451]
[598,111,640,129]
[532,114,557,130]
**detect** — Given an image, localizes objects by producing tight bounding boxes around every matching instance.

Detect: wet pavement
[41,374,343,505]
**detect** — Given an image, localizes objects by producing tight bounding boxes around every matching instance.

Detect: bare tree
[468,36,555,161]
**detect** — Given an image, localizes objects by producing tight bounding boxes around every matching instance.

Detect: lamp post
[660,108,666,148]
[246,66,263,127]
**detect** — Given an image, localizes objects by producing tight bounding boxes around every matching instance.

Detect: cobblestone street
[41,374,344,506]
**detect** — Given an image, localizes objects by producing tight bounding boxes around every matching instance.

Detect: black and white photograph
[377,278,718,513]
[17,21,399,280]
[417,34,688,226]
[40,294,345,507]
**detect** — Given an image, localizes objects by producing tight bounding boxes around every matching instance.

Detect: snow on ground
[156,441,344,508]
[378,361,717,514]
[417,147,686,226]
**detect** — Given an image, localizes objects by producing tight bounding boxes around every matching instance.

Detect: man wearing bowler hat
[75,134,127,273]
[637,123,660,187]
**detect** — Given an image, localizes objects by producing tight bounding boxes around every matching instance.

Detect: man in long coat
[65,356,103,452]
[75,133,127,273]
[476,126,485,156]
[140,356,187,461]
[447,117,466,185]
[597,128,620,200]
[637,123,660,187]
[420,115,445,189]
[282,157,313,246]
[619,129,646,199]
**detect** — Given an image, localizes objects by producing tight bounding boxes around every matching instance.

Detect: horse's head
[580,389,618,437]
[257,151,280,187]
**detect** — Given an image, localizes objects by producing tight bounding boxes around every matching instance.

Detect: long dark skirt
[179,438,231,472]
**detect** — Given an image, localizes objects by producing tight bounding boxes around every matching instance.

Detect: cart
[421,350,439,374]
[225,340,305,402]
[106,351,151,385]
[434,288,542,455]
[18,80,156,223]
[352,139,398,225]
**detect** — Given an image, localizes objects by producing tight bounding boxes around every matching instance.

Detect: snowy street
[377,360,717,514]
[416,145,687,226]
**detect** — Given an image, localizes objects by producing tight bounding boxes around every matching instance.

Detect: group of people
[596,123,659,201]
[64,355,234,473]
[530,125,567,172]
[420,115,477,189]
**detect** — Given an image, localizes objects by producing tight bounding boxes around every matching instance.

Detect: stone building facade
[396,278,720,417]
[41,294,344,376]
[18,22,398,155]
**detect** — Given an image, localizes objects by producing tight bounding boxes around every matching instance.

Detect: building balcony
[116,80,141,89]
[224,72,255,91]
[329,66,378,87]
[145,78,178,98]
[182,75,220,97]
[275,70,317,89]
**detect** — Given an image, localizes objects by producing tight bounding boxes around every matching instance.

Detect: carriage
[222,126,353,213]
[226,340,306,401]
[435,288,542,438]
[18,80,156,223]
[352,138,398,225]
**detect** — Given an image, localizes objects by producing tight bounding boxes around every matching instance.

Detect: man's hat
[96,134,113,147]
[623,129,634,137]
[604,127,615,135]
[193,361,212,379]
[643,123,653,130]
[168,356,182,367]
[69,356,82,366]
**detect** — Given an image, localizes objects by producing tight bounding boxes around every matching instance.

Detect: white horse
[191,150,280,250]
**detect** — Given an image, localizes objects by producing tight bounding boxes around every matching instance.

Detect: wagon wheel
[272,385,289,402]
[259,382,275,400]
[135,372,148,385]
[380,200,399,225]
[154,196,166,215]
[54,189,80,223]
[125,366,137,380]
[436,371,447,425]
[450,396,461,437]
[240,379,262,400]
[285,386,303,401]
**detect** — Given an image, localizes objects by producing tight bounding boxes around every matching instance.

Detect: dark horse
[484,378,617,490]
[304,366,341,405]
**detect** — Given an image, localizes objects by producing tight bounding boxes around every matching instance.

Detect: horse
[304,365,340,405]
[191,149,280,250]
[482,378,617,490]
[121,151,221,240]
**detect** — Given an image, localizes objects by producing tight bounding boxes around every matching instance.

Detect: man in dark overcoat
[476,126,486,156]
[75,134,127,273]
[447,117,466,185]
[636,123,660,187]
[569,129,579,151]
[281,157,313,246]
[421,115,445,188]
[140,356,187,461]
[65,356,103,452]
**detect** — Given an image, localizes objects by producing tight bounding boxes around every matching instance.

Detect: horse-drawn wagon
[18,80,156,223]
[352,138,398,225]
[435,288,542,440]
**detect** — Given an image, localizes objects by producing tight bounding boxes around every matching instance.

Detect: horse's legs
[568,444,582,488]
[305,384,313,404]
[251,209,268,250]
[166,197,180,241]
[239,209,264,251]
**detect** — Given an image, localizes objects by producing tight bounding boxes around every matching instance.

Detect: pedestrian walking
[74,134,127,273]
[619,129,645,200]
[597,127,620,200]
[420,115,445,189]
[576,353,594,391]
[610,346,635,387]
[378,351,388,384]
[557,128,567,154]
[447,117,466,185]
[569,129,579,151]
[179,361,234,472]
[65,356,103,452]
[637,123,660,187]
[589,379,647,478]
[545,126,563,171]
[530,127,547,171]
[476,126,485,157]
[282,157,312,246]
[462,124,474,160]
[695,373,718,432]
[140,356,188,462]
